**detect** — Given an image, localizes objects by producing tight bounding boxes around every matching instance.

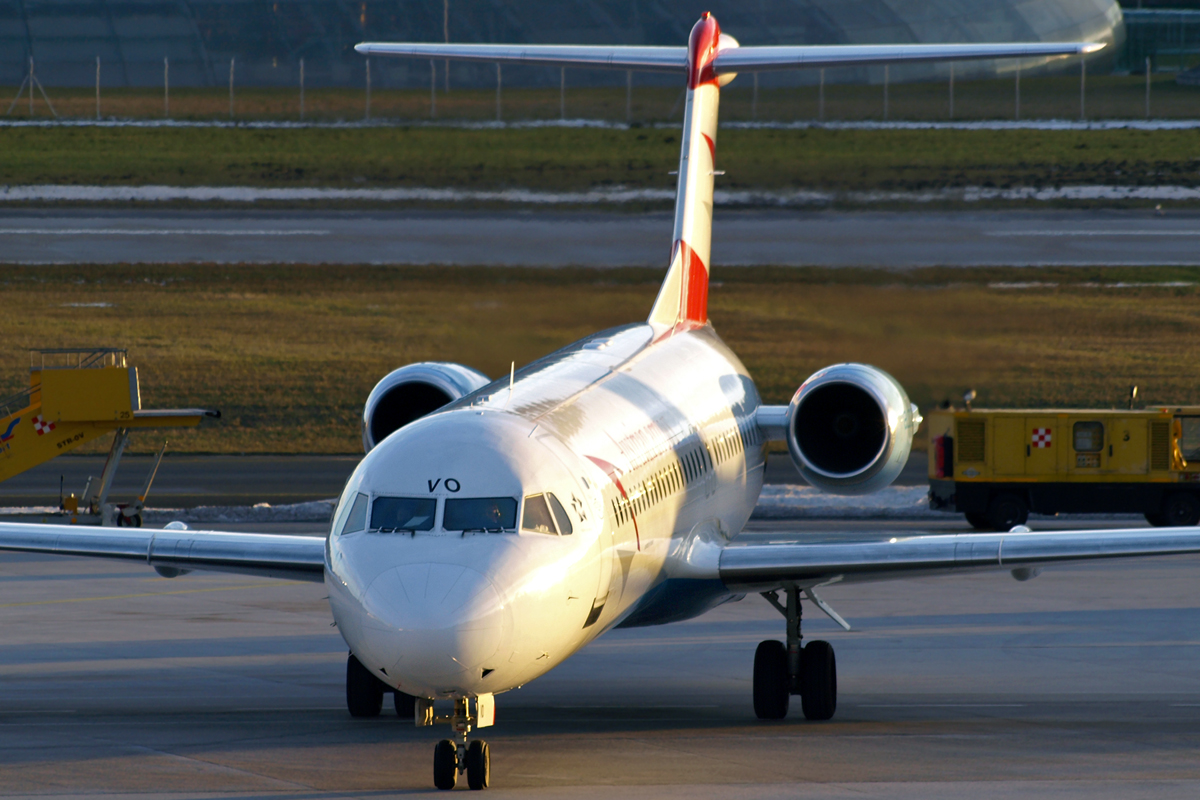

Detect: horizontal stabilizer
[356,41,1103,73]
[713,42,1104,73]
[355,43,686,72]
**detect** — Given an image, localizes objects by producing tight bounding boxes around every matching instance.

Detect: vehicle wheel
[345,653,383,718]
[800,640,837,721]
[433,739,459,790]
[1145,512,1166,527]
[986,493,1028,531]
[1163,493,1200,527]
[466,739,490,790]
[752,640,789,720]
[394,690,417,719]
[964,511,991,530]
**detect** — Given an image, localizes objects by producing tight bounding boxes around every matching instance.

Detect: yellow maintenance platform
[0,348,218,526]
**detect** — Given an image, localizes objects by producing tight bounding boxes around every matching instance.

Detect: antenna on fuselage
[504,361,515,409]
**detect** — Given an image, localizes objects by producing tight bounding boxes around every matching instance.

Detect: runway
[2,517,1199,798]
[3,208,1200,267]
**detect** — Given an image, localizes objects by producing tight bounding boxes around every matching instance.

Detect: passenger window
[547,493,573,535]
[340,492,369,535]
[371,496,436,532]
[522,494,558,534]
[444,497,517,532]
[1073,421,1104,452]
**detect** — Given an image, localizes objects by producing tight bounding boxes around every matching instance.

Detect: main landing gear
[753,586,837,721]
[345,653,419,718]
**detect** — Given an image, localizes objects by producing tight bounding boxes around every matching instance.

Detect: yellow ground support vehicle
[927,405,1200,530]
[0,348,218,526]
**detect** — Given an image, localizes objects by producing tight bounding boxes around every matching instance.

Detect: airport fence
[3,57,1200,123]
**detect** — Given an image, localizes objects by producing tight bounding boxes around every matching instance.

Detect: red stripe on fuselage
[686,13,721,90]
[585,454,640,551]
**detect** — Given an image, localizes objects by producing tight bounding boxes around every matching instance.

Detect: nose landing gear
[424,695,495,790]
[753,586,838,721]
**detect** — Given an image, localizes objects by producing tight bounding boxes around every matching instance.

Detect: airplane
[4,13,1193,794]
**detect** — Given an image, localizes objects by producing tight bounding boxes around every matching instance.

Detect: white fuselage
[325,322,765,699]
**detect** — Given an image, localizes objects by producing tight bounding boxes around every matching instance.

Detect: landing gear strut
[754,586,837,721]
[423,695,495,790]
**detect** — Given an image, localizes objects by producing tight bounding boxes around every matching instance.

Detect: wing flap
[0,522,326,583]
[720,526,1200,591]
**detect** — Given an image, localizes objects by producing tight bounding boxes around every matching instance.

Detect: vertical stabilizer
[648,13,735,329]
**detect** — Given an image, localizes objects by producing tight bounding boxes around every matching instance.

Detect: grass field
[2,264,1199,455]
[2,125,1199,196]
[5,75,1200,122]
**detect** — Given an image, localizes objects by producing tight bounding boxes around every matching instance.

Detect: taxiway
[1,517,1197,798]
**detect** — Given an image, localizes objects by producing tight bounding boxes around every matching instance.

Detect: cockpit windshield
[371,496,437,532]
[443,497,518,532]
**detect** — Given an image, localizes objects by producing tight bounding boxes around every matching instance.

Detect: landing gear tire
[964,511,991,530]
[986,493,1028,531]
[800,640,837,721]
[394,690,417,719]
[345,654,384,718]
[1163,493,1200,527]
[752,639,790,720]
[433,739,459,790]
[466,739,490,790]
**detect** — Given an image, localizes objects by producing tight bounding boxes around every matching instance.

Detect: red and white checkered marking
[1031,428,1052,448]
[33,415,55,436]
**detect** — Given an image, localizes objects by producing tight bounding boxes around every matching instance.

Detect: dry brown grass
[2,265,1198,454]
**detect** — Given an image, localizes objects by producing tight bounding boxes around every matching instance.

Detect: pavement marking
[856,703,1027,708]
[988,230,1200,237]
[0,229,329,236]
[0,581,299,608]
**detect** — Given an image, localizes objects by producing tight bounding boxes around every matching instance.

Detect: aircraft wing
[0,522,326,582]
[355,41,1103,72]
[720,526,1200,592]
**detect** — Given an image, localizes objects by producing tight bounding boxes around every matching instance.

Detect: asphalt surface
[0,452,929,508]
[2,516,1199,798]
[3,208,1200,266]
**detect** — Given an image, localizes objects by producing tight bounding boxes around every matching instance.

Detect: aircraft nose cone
[359,562,510,689]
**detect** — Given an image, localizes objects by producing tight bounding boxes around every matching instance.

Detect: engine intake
[785,363,921,495]
[362,362,489,453]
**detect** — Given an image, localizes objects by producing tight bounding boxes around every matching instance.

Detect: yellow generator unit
[927,406,1200,530]
[0,348,218,526]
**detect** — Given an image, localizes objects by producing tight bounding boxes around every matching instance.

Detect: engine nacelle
[780,363,921,495]
[361,362,489,453]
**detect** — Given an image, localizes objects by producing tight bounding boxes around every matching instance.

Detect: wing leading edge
[0,522,326,582]
[355,41,1103,73]
[720,526,1200,592]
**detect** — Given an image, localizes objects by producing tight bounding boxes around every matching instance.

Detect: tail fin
[647,13,733,330]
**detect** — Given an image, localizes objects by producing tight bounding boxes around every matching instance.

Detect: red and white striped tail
[647,13,734,330]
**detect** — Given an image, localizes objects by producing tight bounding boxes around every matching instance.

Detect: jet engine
[762,363,922,495]
[361,362,489,453]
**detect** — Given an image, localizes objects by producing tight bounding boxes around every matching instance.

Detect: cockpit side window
[522,494,558,534]
[371,496,437,532]
[444,497,517,532]
[547,493,573,535]
[339,492,369,535]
